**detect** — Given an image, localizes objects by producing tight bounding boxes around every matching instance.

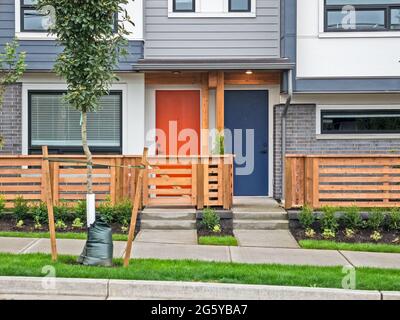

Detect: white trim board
[316,104,400,139]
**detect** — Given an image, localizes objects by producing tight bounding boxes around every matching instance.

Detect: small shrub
[34,216,42,230]
[0,194,5,217]
[201,208,220,231]
[98,197,114,224]
[305,228,316,238]
[370,230,383,242]
[30,202,48,225]
[55,220,67,231]
[344,228,355,239]
[72,218,84,229]
[320,206,339,231]
[299,205,315,229]
[367,209,385,231]
[16,220,24,229]
[13,196,30,221]
[54,201,71,221]
[388,208,400,231]
[342,206,363,230]
[120,219,129,233]
[322,228,336,240]
[113,199,133,225]
[213,225,222,234]
[74,201,86,222]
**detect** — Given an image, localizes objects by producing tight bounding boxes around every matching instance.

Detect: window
[173,0,195,12]
[321,109,400,134]
[29,91,122,154]
[229,0,251,12]
[325,0,400,32]
[21,0,52,32]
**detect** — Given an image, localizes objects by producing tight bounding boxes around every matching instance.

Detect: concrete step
[233,212,288,220]
[233,220,289,230]
[141,211,196,220]
[141,220,196,230]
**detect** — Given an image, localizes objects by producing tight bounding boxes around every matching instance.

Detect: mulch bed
[290,221,400,245]
[0,216,127,235]
[197,219,234,238]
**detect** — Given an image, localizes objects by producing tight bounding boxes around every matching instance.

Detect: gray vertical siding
[0,0,143,71]
[144,0,280,59]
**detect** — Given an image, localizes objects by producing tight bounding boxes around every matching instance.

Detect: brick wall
[0,84,22,154]
[274,104,400,200]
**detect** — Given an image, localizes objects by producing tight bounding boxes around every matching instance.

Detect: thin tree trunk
[81,111,93,194]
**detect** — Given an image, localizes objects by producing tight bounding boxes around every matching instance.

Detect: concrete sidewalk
[1,236,400,269]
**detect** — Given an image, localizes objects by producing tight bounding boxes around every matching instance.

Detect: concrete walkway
[2,236,400,269]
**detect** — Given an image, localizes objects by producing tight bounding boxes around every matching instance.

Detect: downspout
[281,69,293,203]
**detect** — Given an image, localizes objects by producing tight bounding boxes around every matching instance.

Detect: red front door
[156,90,200,156]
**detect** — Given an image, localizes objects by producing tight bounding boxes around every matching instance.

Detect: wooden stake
[123,148,149,267]
[42,146,58,261]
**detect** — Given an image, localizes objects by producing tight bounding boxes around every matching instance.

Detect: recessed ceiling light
[245,70,253,75]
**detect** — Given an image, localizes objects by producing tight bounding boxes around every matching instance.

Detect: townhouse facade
[1,0,400,202]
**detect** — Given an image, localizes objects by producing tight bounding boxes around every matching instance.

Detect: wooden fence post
[197,164,204,210]
[284,157,293,210]
[42,146,58,262]
[124,148,148,267]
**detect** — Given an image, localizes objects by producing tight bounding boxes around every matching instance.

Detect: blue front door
[225,90,269,196]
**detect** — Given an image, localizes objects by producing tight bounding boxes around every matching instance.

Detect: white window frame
[318,0,400,38]
[316,105,400,140]
[168,0,256,18]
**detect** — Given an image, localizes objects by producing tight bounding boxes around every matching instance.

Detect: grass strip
[0,231,128,242]
[198,236,238,246]
[0,253,400,291]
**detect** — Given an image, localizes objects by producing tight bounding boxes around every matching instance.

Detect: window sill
[168,12,256,18]
[316,134,400,140]
[318,31,400,39]
[15,32,56,41]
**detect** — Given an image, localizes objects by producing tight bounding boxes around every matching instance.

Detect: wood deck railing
[0,154,233,210]
[285,154,400,209]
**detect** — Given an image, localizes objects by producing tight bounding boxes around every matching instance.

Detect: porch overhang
[132,58,294,72]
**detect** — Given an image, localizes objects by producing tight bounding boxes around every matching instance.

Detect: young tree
[38,0,132,196]
[0,40,26,149]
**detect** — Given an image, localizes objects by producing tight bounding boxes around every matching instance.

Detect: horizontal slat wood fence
[0,155,233,210]
[285,155,400,209]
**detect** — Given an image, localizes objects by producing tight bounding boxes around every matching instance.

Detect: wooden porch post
[216,71,225,133]
[201,73,209,155]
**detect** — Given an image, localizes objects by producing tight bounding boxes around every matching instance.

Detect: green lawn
[0,231,128,242]
[0,253,400,291]
[300,240,400,254]
[198,236,238,246]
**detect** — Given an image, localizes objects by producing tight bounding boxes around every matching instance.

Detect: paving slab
[24,238,127,258]
[135,230,198,245]
[234,230,299,249]
[340,251,400,269]
[0,294,105,300]
[230,247,349,266]
[381,291,400,300]
[131,242,230,262]
[0,237,37,254]
[233,197,284,213]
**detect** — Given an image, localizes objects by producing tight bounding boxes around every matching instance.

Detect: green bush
[74,200,86,222]
[98,197,114,224]
[201,208,220,231]
[12,196,30,221]
[0,194,5,218]
[54,201,72,221]
[320,206,339,231]
[388,208,400,231]
[298,205,315,229]
[113,198,133,224]
[30,202,48,225]
[341,206,363,230]
[368,209,385,231]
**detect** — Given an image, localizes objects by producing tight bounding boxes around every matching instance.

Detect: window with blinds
[29,91,122,151]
